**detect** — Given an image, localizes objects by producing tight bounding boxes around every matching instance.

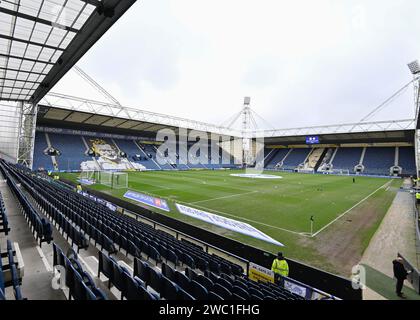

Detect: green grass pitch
[61,169,399,274]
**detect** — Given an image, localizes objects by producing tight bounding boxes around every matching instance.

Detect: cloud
[51,0,420,129]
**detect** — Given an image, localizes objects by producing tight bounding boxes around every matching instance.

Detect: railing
[398,253,420,294]
[414,200,420,259]
[59,177,357,299]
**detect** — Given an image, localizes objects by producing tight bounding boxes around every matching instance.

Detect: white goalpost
[330,169,350,175]
[96,171,128,189]
[111,172,128,189]
[296,168,315,174]
[79,170,96,183]
[79,170,128,189]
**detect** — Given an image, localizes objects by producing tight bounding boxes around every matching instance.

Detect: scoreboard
[306,136,319,144]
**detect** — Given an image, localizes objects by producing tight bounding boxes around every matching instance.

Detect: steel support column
[17,102,38,169]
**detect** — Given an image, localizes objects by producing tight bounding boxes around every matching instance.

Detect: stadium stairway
[265,148,290,169]
[0,172,60,300]
[0,159,312,300]
[281,148,311,170]
[142,143,172,170]
[49,133,91,171]
[33,132,54,172]
[303,148,326,171]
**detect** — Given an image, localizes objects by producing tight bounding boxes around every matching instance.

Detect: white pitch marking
[36,246,52,272]
[311,180,392,237]
[189,191,259,205]
[177,199,307,236]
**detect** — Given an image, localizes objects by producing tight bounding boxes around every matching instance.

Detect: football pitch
[61,169,400,275]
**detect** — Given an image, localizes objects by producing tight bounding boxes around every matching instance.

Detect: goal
[111,172,128,189]
[97,171,128,189]
[296,168,315,174]
[79,170,96,184]
[331,169,350,175]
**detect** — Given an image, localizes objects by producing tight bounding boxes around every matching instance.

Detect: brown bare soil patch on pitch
[298,183,398,276]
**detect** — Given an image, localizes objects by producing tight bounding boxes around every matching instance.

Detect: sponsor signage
[230,173,282,179]
[284,279,308,298]
[106,202,117,212]
[36,126,155,142]
[124,190,170,212]
[248,262,275,284]
[306,136,319,144]
[175,203,284,246]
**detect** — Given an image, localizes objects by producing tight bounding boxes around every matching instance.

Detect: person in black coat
[393,257,410,298]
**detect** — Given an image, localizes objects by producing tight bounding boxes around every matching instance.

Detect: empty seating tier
[0,160,243,280]
[363,147,395,175]
[331,147,363,172]
[281,149,311,170]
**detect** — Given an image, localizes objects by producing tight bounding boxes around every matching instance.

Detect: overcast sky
[52,0,420,130]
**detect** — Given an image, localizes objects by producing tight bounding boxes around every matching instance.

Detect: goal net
[97,171,128,189]
[98,171,112,187]
[79,170,96,183]
[296,168,315,174]
[331,169,350,175]
[111,172,128,189]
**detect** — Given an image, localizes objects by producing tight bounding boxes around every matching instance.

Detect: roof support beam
[0,7,79,33]
[30,0,137,105]
[0,66,48,76]
[0,84,34,91]
[0,34,65,52]
[0,53,55,65]
[0,77,41,84]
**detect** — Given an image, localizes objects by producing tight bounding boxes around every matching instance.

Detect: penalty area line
[311,180,392,238]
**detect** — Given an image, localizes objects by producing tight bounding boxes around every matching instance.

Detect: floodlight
[407,60,420,75]
[244,97,251,105]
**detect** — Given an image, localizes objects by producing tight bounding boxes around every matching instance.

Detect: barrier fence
[61,177,361,300]
[398,253,420,294]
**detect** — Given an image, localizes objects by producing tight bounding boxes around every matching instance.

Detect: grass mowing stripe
[59,170,397,276]
[177,199,310,236]
[189,190,259,204]
[311,180,392,237]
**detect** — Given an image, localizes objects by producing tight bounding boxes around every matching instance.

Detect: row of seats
[0,240,24,300]
[1,161,243,279]
[1,160,307,301]
[0,191,9,235]
[33,131,237,172]
[0,164,53,246]
[170,261,303,300]
[0,160,117,256]
[52,243,107,300]
[98,251,185,300]
[49,209,89,253]
[265,146,416,176]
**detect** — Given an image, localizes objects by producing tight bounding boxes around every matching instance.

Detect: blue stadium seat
[161,276,179,300]
[208,291,224,300]
[212,283,232,300]
[189,280,208,300]
[196,274,214,291]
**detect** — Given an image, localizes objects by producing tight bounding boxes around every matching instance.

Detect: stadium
[0,0,419,306]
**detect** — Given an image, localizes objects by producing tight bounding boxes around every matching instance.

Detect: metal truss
[41,92,242,137]
[16,102,38,169]
[256,119,416,138]
[39,92,416,139]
